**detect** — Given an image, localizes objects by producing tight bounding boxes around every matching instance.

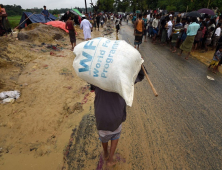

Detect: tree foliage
[96,0,114,12]
[95,0,222,13]
[4,5,93,16]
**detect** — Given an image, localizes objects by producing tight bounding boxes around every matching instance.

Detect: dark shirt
[91,68,144,131]
[96,16,100,23]
[42,9,49,17]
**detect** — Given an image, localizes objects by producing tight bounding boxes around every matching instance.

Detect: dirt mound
[18,23,68,43]
[24,23,41,31]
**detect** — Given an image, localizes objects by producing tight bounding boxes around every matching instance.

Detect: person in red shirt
[66,16,76,50]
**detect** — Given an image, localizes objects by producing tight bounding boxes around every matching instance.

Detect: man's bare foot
[107,160,117,167]
[185,57,188,60]
[104,152,109,160]
[172,50,176,53]
[178,53,181,56]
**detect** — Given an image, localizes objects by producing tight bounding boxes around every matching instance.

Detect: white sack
[73,37,144,106]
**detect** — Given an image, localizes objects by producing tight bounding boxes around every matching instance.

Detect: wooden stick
[127,38,158,97]
[141,65,158,97]
[14,12,36,30]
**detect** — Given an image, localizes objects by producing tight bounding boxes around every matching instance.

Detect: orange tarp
[45,21,68,33]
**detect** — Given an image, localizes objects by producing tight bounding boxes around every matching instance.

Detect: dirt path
[0,23,106,170]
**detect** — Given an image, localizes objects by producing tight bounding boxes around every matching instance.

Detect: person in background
[134,14,144,49]
[126,14,129,24]
[204,27,214,52]
[115,17,120,34]
[132,14,137,24]
[199,17,204,27]
[142,13,148,42]
[148,14,153,37]
[212,23,222,50]
[200,22,207,47]
[80,15,92,41]
[167,15,173,43]
[100,15,104,28]
[178,17,200,60]
[171,18,183,53]
[152,14,159,44]
[0,4,11,36]
[96,14,100,31]
[41,6,49,23]
[160,15,168,45]
[208,46,222,73]
[193,27,203,51]
[207,19,215,30]
[66,16,76,50]
[93,14,97,30]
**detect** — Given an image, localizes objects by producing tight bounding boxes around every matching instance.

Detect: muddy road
[115,22,222,169]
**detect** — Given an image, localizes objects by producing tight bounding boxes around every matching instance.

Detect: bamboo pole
[127,38,158,97]
[14,13,36,30]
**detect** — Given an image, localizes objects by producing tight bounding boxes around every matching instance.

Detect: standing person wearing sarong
[170,18,183,53]
[161,16,168,45]
[66,16,76,50]
[142,13,148,42]
[167,17,173,42]
[0,4,12,36]
[152,14,160,44]
[178,17,200,60]
[80,15,92,41]
[134,14,144,50]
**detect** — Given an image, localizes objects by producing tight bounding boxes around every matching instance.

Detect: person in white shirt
[167,18,173,39]
[147,13,150,22]
[212,23,222,50]
[126,14,129,24]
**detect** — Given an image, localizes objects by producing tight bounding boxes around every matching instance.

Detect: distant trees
[4,5,93,16]
[94,0,222,13]
[96,0,114,12]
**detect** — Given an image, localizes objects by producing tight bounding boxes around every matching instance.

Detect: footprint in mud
[96,153,126,170]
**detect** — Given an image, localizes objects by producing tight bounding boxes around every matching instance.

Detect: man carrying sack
[90,69,144,167]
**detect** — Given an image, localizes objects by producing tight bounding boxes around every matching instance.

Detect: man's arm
[41,10,45,16]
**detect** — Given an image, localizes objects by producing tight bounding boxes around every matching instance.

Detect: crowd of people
[132,11,222,73]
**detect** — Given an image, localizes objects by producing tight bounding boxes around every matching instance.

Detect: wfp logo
[79,51,92,72]
[79,39,99,72]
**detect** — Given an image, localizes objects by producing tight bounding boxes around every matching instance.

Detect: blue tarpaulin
[19,12,57,28]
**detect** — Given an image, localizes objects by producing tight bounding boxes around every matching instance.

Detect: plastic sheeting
[45,21,69,33]
[19,12,57,28]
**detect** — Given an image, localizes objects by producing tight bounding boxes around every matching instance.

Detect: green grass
[8,15,21,29]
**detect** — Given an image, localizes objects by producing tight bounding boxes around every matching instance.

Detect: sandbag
[73,37,144,106]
